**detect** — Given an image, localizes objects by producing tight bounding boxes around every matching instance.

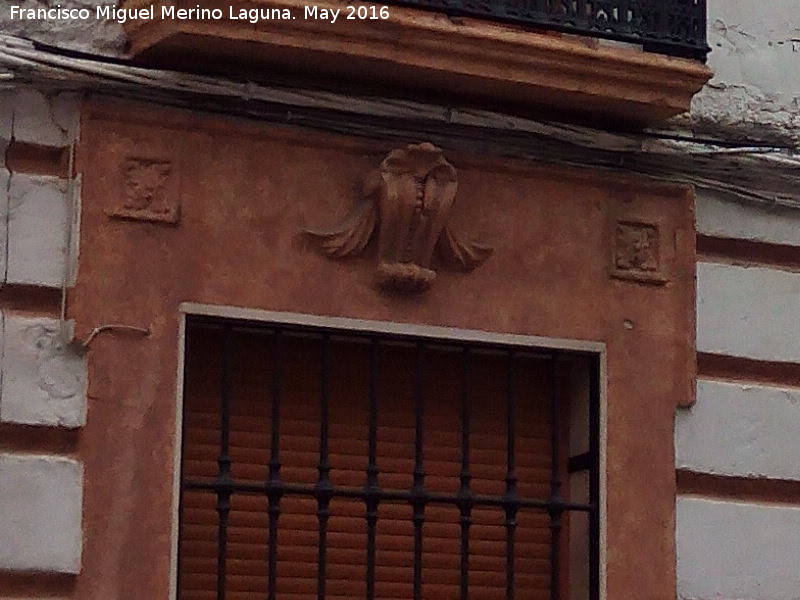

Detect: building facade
[0,1,798,599]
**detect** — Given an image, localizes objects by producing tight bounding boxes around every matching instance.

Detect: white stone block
[697,262,800,362]
[0,314,87,428]
[677,497,800,600]
[6,174,70,287]
[697,190,800,247]
[10,88,79,147]
[677,379,800,481]
[0,454,83,574]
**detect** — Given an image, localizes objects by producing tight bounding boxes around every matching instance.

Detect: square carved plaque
[107,157,179,224]
[611,221,667,284]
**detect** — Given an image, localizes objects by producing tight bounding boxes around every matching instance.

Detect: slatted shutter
[178,321,567,600]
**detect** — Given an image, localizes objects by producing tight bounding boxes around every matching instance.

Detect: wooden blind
[179,324,559,600]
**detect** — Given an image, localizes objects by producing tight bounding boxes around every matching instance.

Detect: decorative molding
[107,157,178,224]
[611,220,667,284]
[306,143,492,293]
[120,0,712,126]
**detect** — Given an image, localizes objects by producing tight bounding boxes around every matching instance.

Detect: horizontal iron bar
[182,479,596,512]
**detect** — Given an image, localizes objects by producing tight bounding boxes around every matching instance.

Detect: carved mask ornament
[306,143,492,293]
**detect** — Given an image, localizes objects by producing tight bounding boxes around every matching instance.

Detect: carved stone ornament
[611,220,667,284]
[306,143,492,293]
[107,157,179,224]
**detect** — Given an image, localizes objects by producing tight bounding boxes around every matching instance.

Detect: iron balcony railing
[383,0,709,60]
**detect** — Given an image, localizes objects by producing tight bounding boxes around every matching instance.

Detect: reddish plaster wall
[69,97,695,600]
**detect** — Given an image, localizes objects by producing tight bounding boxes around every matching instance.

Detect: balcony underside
[123,0,712,126]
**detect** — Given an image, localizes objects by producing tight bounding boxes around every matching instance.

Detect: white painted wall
[0,2,125,55]
[677,497,800,600]
[677,379,800,482]
[693,0,800,140]
[697,189,800,247]
[697,262,800,363]
[0,454,83,574]
[682,6,800,587]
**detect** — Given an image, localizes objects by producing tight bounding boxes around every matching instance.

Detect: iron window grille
[178,315,601,600]
[380,0,709,60]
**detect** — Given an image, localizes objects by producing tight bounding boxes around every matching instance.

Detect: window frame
[170,302,608,600]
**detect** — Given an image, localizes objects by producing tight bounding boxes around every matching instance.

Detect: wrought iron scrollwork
[384,0,709,60]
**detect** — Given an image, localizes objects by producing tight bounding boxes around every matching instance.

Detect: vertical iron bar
[412,341,426,600]
[316,333,332,600]
[267,329,283,600]
[697,0,708,49]
[459,346,472,600]
[617,0,631,31]
[588,356,601,600]
[216,324,233,600]
[577,0,590,22]
[504,350,518,600]
[549,352,563,600]
[365,337,380,600]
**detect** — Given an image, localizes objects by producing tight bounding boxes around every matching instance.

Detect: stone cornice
[121,0,712,126]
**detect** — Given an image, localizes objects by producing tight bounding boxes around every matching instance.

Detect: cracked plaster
[0,1,126,56]
[689,0,800,143]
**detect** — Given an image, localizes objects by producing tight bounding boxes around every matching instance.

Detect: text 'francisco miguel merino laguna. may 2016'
[8,3,391,24]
